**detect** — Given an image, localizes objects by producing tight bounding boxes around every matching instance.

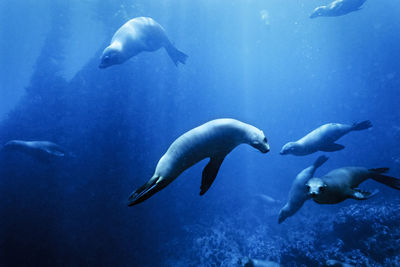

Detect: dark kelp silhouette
[0,1,182,265]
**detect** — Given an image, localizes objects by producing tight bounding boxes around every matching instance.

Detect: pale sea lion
[310,0,366,19]
[99,17,187,68]
[128,119,270,206]
[280,121,372,156]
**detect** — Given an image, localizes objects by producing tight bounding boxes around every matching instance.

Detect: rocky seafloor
[163,202,400,267]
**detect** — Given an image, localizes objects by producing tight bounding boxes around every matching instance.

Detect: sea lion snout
[99,55,111,69]
[306,178,326,197]
[308,186,321,197]
[262,143,270,153]
[250,136,270,153]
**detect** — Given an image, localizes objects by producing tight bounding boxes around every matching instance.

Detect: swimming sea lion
[280,121,372,156]
[99,17,188,68]
[256,193,282,205]
[306,167,400,204]
[3,140,66,162]
[241,257,280,267]
[278,155,328,223]
[310,0,366,19]
[128,119,270,206]
[324,259,355,267]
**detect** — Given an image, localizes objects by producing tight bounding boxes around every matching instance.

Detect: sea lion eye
[263,137,267,142]
[319,186,325,192]
[306,185,310,190]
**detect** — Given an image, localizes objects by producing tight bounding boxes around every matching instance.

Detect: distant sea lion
[278,155,328,223]
[99,17,188,68]
[3,140,66,162]
[306,167,400,204]
[280,121,372,156]
[310,0,366,19]
[256,194,281,205]
[241,257,280,267]
[128,119,270,206]
[324,259,355,267]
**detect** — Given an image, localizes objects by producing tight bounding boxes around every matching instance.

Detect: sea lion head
[99,45,123,69]
[248,130,270,154]
[280,142,301,155]
[3,140,22,150]
[306,177,327,197]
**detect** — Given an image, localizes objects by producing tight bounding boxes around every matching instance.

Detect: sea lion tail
[165,44,188,66]
[352,120,372,131]
[370,168,400,190]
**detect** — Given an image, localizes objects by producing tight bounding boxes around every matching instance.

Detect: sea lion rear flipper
[200,157,225,195]
[45,149,65,157]
[351,188,379,200]
[128,176,169,206]
[351,120,372,131]
[165,43,188,66]
[319,143,345,152]
[369,167,389,173]
[313,155,329,168]
[43,146,66,157]
[370,171,400,190]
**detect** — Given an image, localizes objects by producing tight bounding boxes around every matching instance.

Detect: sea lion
[241,257,280,267]
[310,0,366,19]
[278,155,328,224]
[280,121,372,156]
[306,167,400,204]
[324,259,355,267]
[128,119,270,206]
[256,193,281,205]
[99,17,188,68]
[3,140,66,162]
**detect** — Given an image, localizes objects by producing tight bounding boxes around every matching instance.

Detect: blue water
[1,0,400,266]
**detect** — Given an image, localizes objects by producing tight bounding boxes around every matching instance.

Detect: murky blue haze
[0,0,400,266]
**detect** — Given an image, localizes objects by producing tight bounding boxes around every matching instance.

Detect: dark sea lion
[3,140,66,162]
[324,259,355,267]
[241,257,280,267]
[278,155,328,223]
[306,167,400,204]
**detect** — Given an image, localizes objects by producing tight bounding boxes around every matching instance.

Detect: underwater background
[1,0,400,266]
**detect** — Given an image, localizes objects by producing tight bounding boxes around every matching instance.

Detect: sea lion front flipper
[319,143,345,152]
[200,156,225,195]
[350,188,379,200]
[44,148,65,157]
